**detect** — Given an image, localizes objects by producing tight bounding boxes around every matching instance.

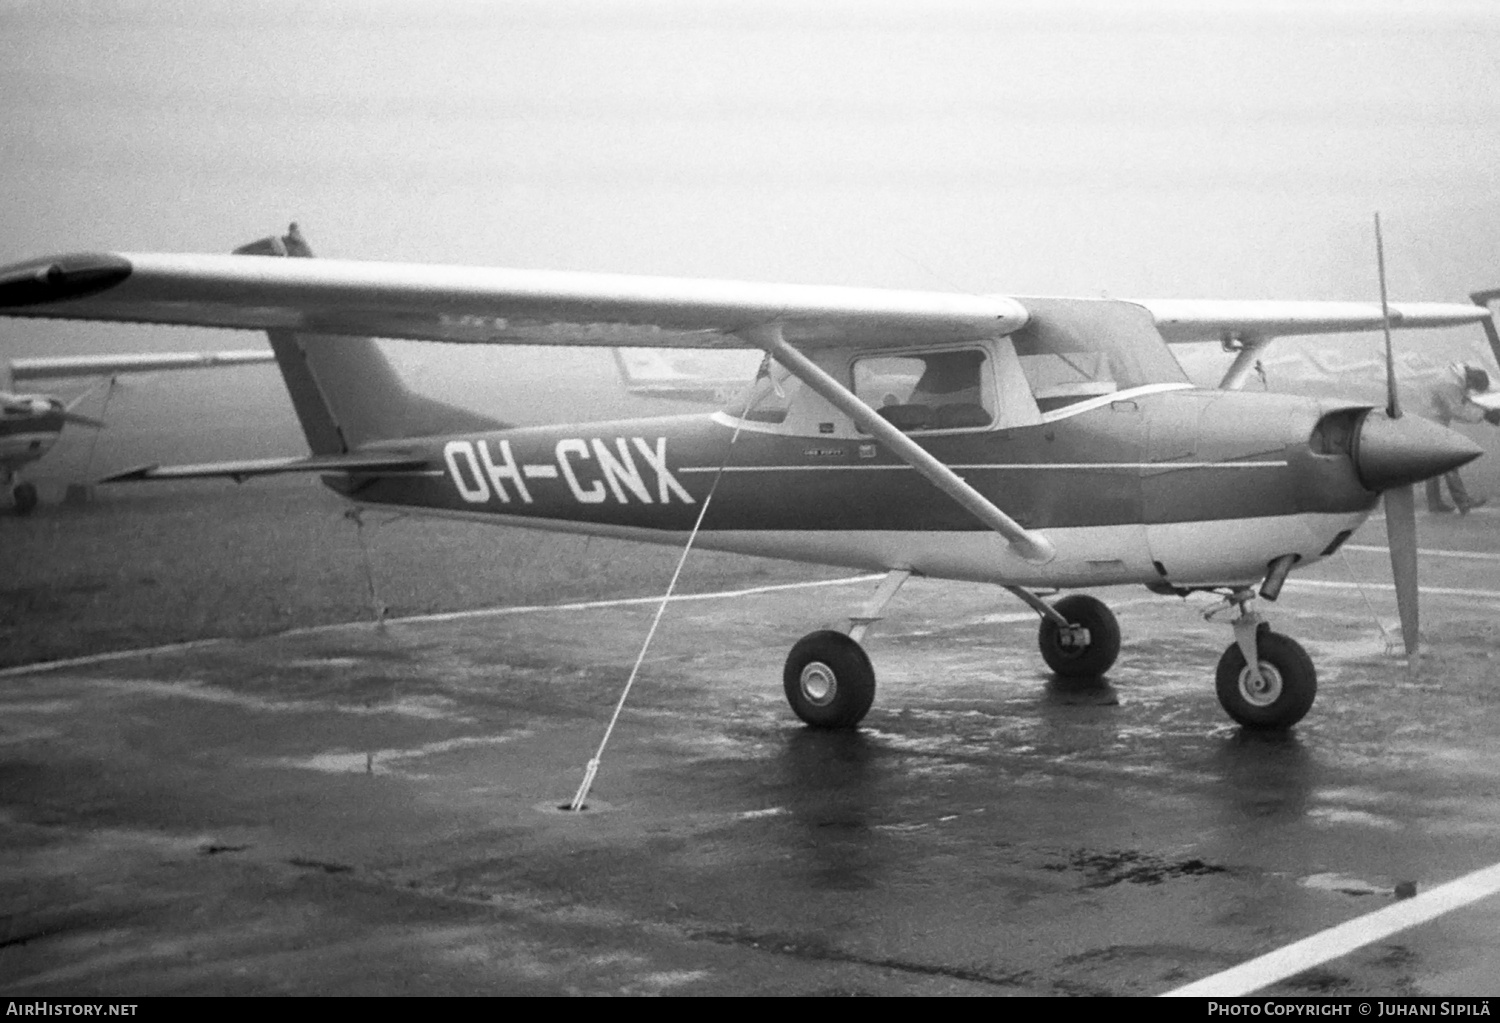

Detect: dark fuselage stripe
[677,461,1290,473]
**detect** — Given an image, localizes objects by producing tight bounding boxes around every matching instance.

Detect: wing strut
[1468,288,1500,373]
[1215,334,1271,390]
[742,323,1055,565]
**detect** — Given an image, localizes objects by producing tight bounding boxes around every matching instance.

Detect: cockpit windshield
[1009,297,1188,412]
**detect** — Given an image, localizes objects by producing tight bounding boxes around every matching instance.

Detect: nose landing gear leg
[1205,588,1317,730]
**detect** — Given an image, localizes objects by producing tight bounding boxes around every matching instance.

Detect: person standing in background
[1424,363,1500,513]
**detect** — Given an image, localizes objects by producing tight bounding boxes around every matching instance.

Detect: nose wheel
[1205,590,1317,730]
[1214,629,1317,729]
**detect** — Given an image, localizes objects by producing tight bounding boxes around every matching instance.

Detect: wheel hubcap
[1058,625,1091,651]
[1238,662,1284,707]
[800,661,838,706]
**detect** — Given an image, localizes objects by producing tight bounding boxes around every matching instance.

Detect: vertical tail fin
[234,224,503,454]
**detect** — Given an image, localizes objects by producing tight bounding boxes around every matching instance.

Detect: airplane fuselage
[331,385,1380,591]
[0,392,64,478]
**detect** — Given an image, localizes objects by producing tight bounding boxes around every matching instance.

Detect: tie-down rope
[345,507,389,625]
[567,358,766,811]
[1334,545,1399,654]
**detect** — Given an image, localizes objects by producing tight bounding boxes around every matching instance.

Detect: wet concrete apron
[3,514,1499,995]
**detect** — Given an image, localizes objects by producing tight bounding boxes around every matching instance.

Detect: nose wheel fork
[1205,589,1317,730]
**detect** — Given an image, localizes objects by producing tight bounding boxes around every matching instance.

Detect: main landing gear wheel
[1037,594,1121,678]
[783,630,876,729]
[1215,629,1317,730]
[12,482,38,516]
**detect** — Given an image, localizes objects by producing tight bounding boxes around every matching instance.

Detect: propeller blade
[1375,212,1400,419]
[1384,483,1420,655]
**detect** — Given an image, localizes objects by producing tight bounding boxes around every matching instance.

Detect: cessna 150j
[2,347,274,513]
[0,225,1488,731]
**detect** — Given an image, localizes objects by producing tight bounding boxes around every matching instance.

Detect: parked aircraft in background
[0,225,1485,734]
[613,346,758,406]
[1,349,274,513]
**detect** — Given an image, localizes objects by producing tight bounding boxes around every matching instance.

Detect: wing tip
[0,253,132,309]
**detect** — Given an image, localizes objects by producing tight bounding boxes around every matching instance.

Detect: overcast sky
[5,0,1500,462]
[5,0,1499,297]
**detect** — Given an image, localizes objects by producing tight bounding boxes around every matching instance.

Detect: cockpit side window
[852,349,994,432]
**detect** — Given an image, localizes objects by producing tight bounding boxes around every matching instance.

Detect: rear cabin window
[722,360,801,424]
[853,349,994,432]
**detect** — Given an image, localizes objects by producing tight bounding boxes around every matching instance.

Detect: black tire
[1215,630,1317,730]
[13,482,38,516]
[1037,594,1121,678]
[783,630,876,729]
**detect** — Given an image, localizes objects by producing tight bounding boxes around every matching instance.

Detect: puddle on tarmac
[88,677,461,721]
[1301,871,1388,896]
[285,657,364,669]
[274,734,524,775]
[1307,806,1400,830]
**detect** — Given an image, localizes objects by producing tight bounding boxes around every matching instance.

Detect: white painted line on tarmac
[1162,860,1500,996]
[0,639,230,679]
[0,575,885,678]
[1345,543,1500,563]
[1285,579,1500,600]
[329,574,887,630]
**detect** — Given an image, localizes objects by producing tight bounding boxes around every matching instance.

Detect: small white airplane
[2,348,275,513]
[0,224,1486,732]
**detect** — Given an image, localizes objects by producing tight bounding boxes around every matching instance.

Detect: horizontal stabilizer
[101,451,429,484]
[10,350,275,381]
[60,409,106,429]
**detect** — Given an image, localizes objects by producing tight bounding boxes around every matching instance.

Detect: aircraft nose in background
[1353,411,1483,492]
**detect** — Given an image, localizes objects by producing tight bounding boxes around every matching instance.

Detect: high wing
[10,349,275,382]
[3,250,1484,353]
[1133,298,1490,389]
[0,252,1029,349]
[1136,298,1488,344]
